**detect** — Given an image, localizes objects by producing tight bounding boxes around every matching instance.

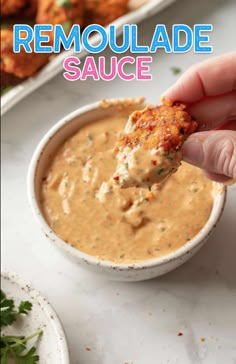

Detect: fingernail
[182,137,204,166]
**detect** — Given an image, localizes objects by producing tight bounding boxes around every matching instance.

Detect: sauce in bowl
[40,113,214,264]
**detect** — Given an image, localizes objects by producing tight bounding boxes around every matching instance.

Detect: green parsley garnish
[1,86,12,96]
[157,168,164,175]
[57,0,73,8]
[171,67,182,75]
[1,24,9,30]
[124,162,129,169]
[0,290,43,364]
[0,290,32,327]
[163,152,174,161]
[62,20,72,33]
[87,134,93,144]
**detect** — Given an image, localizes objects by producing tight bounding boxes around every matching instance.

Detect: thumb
[182,130,236,179]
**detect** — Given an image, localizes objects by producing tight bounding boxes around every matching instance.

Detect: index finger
[163,52,236,103]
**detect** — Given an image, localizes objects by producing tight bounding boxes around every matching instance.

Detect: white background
[2,0,236,363]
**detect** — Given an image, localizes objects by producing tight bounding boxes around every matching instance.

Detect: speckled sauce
[112,144,182,189]
[40,114,214,263]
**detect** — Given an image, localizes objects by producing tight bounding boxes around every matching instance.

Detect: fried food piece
[1,29,50,78]
[112,103,198,189]
[1,0,26,16]
[21,0,38,17]
[1,70,23,91]
[36,0,84,32]
[85,0,128,26]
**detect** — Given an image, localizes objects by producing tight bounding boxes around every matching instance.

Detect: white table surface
[2,0,236,363]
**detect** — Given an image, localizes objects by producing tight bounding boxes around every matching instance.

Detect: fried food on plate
[112,102,198,189]
[85,0,129,26]
[21,0,38,17]
[1,70,22,93]
[1,0,26,16]
[1,29,50,78]
[36,0,84,32]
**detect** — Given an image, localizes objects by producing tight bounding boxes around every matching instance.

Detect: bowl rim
[27,99,227,271]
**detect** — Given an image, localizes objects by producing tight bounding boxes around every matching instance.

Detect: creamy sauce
[41,114,214,263]
[112,144,182,189]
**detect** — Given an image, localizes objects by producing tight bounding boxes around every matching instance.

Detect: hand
[163,52,236,182]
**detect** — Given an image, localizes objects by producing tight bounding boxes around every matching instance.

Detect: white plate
[1,0,176,115]
[1,272,70,364]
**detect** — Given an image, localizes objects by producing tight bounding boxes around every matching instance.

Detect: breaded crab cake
[112,103,198,189]
[36,0,84,32]
[1,70,23,92]
[21,0,38,17]
[85,0,128,26]
[1,29,50,78]
[1,0,26,16]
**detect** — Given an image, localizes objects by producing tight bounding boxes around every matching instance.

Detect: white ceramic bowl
[1,272,70,364]
[27,100,227,282]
